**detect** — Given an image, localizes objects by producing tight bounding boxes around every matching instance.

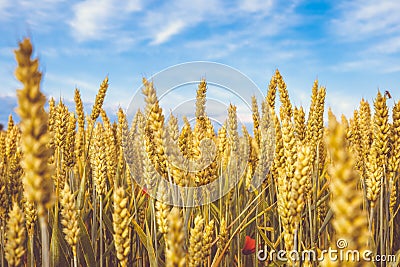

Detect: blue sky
[0,0,400,125]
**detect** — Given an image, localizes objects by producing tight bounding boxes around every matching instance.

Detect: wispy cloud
[69,0,141,42]
[69,0,114,41]
[183,36,243,60]
[0,95,17,125]
[239,0,274,13]
[326,91,360,118]
[64,0,302,59]
[142,0,301,46]
[151,20,186,45]
[45,73,98,95]
[332,0,400,42]
[142,0,221,45]
[329,59,381,72]
[0,0,10,17]
[0,0,69,32]
[367,36,400,54]
[328,0,400,73]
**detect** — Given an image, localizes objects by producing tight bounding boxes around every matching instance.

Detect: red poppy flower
[142,186,148,196]
[242,235,256,255]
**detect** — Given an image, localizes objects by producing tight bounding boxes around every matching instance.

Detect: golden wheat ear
[188,214,204,267]
[91,77,109,122]
[60,182,79,260]
[5,202,25,267]
[165,208,186,267]
[15,38,55,267]
[113,187,131,267]
[323,111,369,267]
[15,37,54,217]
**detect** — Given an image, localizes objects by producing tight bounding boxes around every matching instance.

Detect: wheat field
[0,38,399,267]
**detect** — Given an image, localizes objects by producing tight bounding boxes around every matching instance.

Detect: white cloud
[368,36,400,54]
[142,0,221,45]
[125,0,141,12]
[151,20,186,45]
[329,56,400,74]
[67,0,300,53]
[0,0,10,17]
[141,0,301,46]
[174,0,302,60]
[329,1,400,73]
[113,36,137,53]
[0,92,17,98]
[0,46,14,57]
[326,91,361,119]
[183,36,241,59]
[239,0,274,13]
[0,0,68,29]
[69,0,141,41]
[330,59,381,72]
[0,95,18,125]
[332,0,400,40]
[0,0,8,7]
[44,72,100,102]
[69,0,113,40]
